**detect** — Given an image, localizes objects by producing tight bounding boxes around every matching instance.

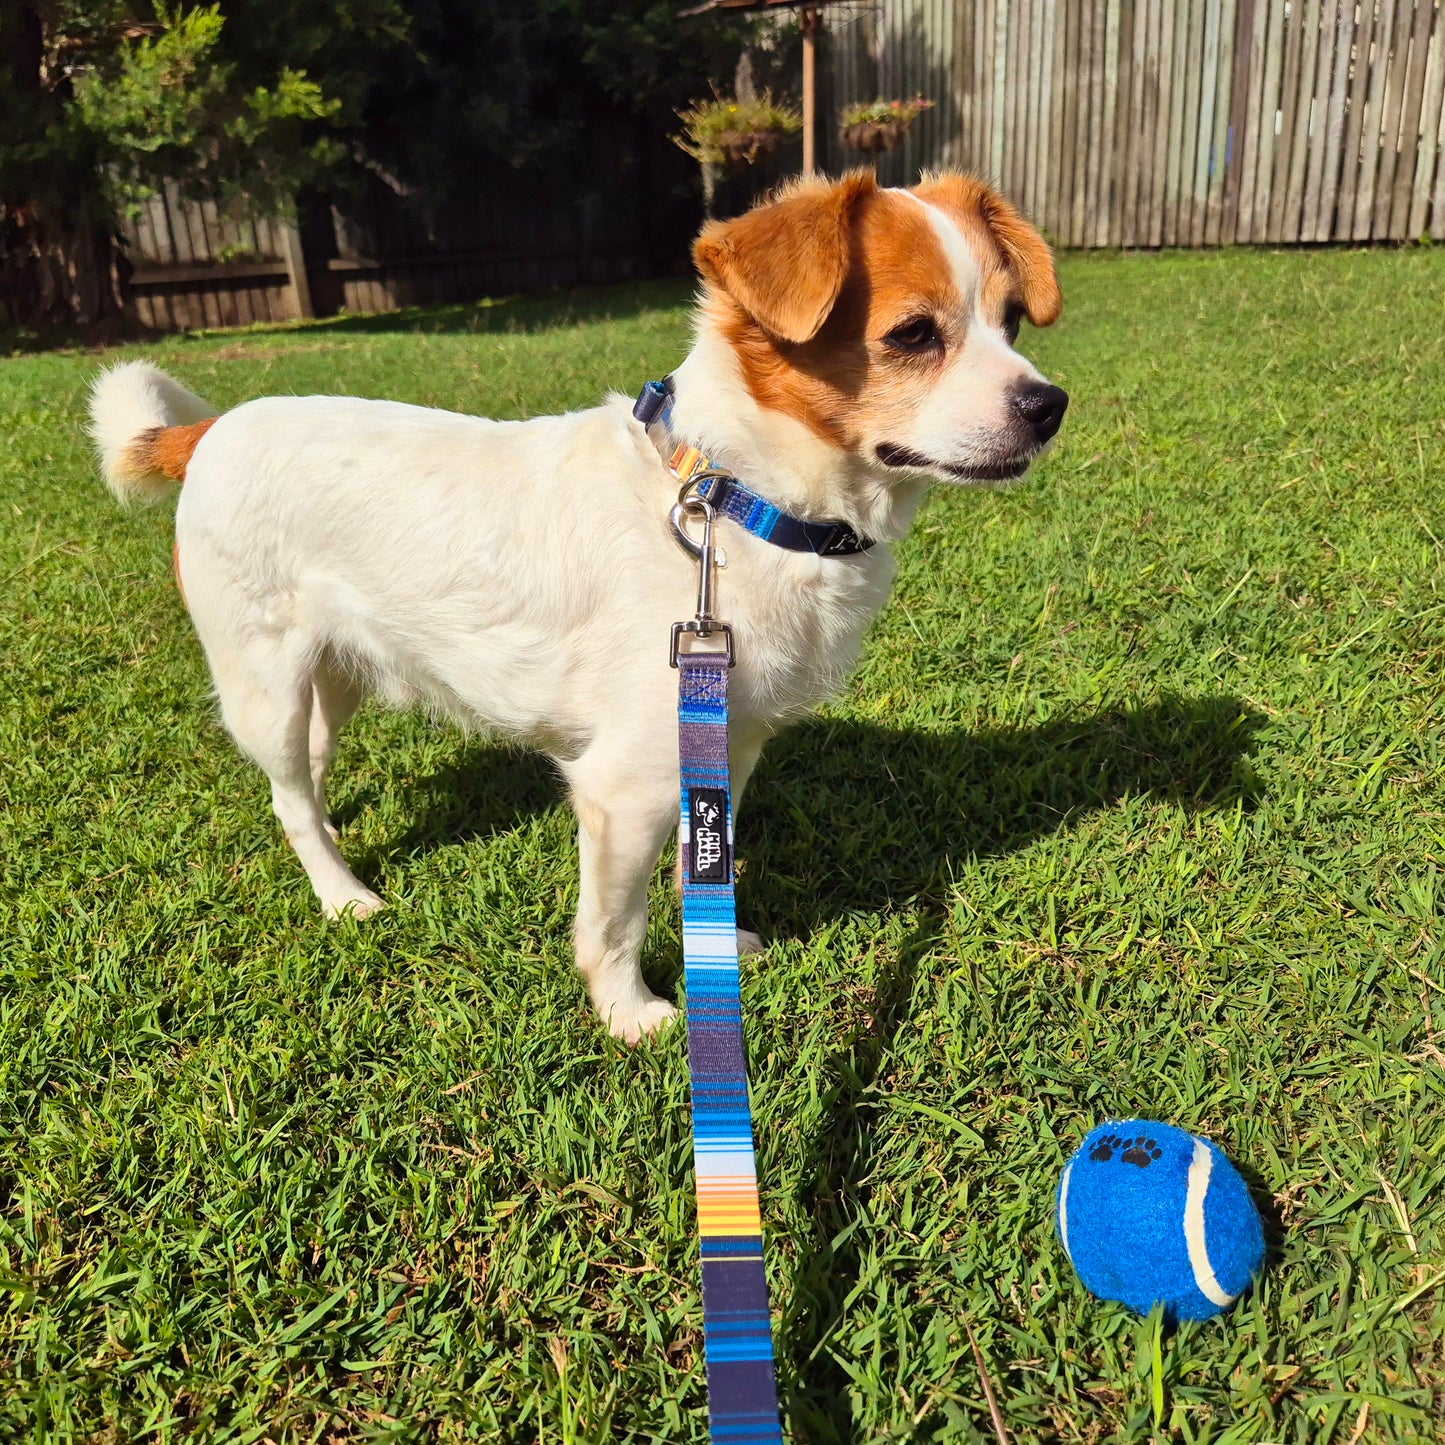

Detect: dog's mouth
[875,442,1033,483]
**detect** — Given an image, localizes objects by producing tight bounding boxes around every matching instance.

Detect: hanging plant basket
[841,119,911,153]
[714,125,790,170]
[839,98,934,155]
[675,94,803,172]
[675,93,804,216]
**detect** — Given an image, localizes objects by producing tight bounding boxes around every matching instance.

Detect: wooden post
[278,216,314,320]
[802,7,820,174]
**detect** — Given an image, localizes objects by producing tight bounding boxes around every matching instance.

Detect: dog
[90,170,1066,1043]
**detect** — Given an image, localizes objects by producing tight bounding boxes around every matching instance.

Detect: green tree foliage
[350,2,748,207]
[0,0,384,325]
[73,5,342,215]
[0,0,750,329]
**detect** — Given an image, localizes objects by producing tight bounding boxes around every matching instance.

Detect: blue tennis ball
[1056,1120,1264,1321]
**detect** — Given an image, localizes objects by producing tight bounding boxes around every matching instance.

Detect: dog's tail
[89,361,219,506]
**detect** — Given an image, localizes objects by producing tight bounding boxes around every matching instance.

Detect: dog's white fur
[91,180,1060,1042]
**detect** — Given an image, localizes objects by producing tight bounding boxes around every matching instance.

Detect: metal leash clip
[670,481,734,668]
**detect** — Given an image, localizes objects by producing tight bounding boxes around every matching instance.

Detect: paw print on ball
[1121,1136,1163,1168]
[1089,1134,1126,1162]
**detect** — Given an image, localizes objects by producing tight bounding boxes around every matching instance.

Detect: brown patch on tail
[124,417,218,484]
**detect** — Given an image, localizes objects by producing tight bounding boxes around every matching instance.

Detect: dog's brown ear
[981,189,1061,326]
[693,171,877,343]
[913,173,1062,327]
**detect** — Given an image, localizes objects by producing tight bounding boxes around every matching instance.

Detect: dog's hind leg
[189,595,384,919]
[564,748,678,1044]
[309,651,366,839]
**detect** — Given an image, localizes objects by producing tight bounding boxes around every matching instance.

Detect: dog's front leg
[567,764,678,1044]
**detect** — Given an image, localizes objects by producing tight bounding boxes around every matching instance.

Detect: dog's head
[693,170,1065,484]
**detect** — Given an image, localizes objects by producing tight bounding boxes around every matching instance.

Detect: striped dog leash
[671,480,784,1440]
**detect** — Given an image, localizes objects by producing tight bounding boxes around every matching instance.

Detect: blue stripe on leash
[678,650,783,1442]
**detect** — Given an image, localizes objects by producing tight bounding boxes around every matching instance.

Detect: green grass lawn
[3,245,1444,1443]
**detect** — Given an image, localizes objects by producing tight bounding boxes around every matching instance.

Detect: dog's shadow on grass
[739,694,1263,940]
[345,694,1264,928]
[733,694,1264,1440]
[339,694,1263,1440]
[334,742,563,874]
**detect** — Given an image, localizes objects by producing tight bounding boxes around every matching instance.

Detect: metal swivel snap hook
[668,473,730,563]
[669,485,734,667]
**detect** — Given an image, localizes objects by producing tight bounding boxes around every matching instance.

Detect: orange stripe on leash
[173,539,186,606]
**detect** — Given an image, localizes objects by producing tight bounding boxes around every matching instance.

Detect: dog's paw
[606,994,679,1045]
[323,890,386,921]
[323,817,341,842]
[736,928,766,957]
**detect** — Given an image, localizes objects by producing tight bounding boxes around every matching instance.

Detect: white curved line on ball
[1184,1138,1236,1308]
[1058,1160,1075,1265]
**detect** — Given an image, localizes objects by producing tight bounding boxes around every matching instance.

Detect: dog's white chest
[723,543,897,724]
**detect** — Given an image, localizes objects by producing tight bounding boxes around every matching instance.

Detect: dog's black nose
[1009,382,1069,443]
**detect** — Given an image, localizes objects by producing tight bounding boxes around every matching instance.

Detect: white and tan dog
[90,171,1066,1042]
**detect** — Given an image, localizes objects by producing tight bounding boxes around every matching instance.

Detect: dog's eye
[1002,305,1024,344]
[882,317,943,354]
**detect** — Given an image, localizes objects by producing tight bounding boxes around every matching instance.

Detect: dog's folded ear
[913,173,1062,327]
[979,189,1062,327]
[693,171,877,344]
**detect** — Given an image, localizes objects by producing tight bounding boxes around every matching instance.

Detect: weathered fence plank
[1357,0,1398,238]
[1234,0,1267,242]
[1336,0,1373,238]
[1434,37,1445,236]
[1373,0,1416,236]
[1346,1,1381,241]
[1250,0,1285,242]
[991,0,1009,180]
[1186,0,1206,242]
[1164,0,1187,243]
[1056,0,1072,239]
[1273,0,1312,242]
[1319,0,1356,240]
[1152,0,1169,241]
[1388,0,1436,236]
[1192,0,1222,244]
[1409,8,1445,236]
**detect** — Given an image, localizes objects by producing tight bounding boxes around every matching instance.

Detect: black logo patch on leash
[688,788,731,885]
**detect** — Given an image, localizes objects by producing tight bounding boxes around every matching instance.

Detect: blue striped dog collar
[634,379,875,558]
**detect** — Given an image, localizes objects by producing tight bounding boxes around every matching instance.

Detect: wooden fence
[124,183,309,330]
[119,130,696,331]
[117,2,1445,331]
[824,0,1445,245]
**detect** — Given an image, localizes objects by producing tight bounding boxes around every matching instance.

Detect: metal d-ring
[669,471,730,559]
